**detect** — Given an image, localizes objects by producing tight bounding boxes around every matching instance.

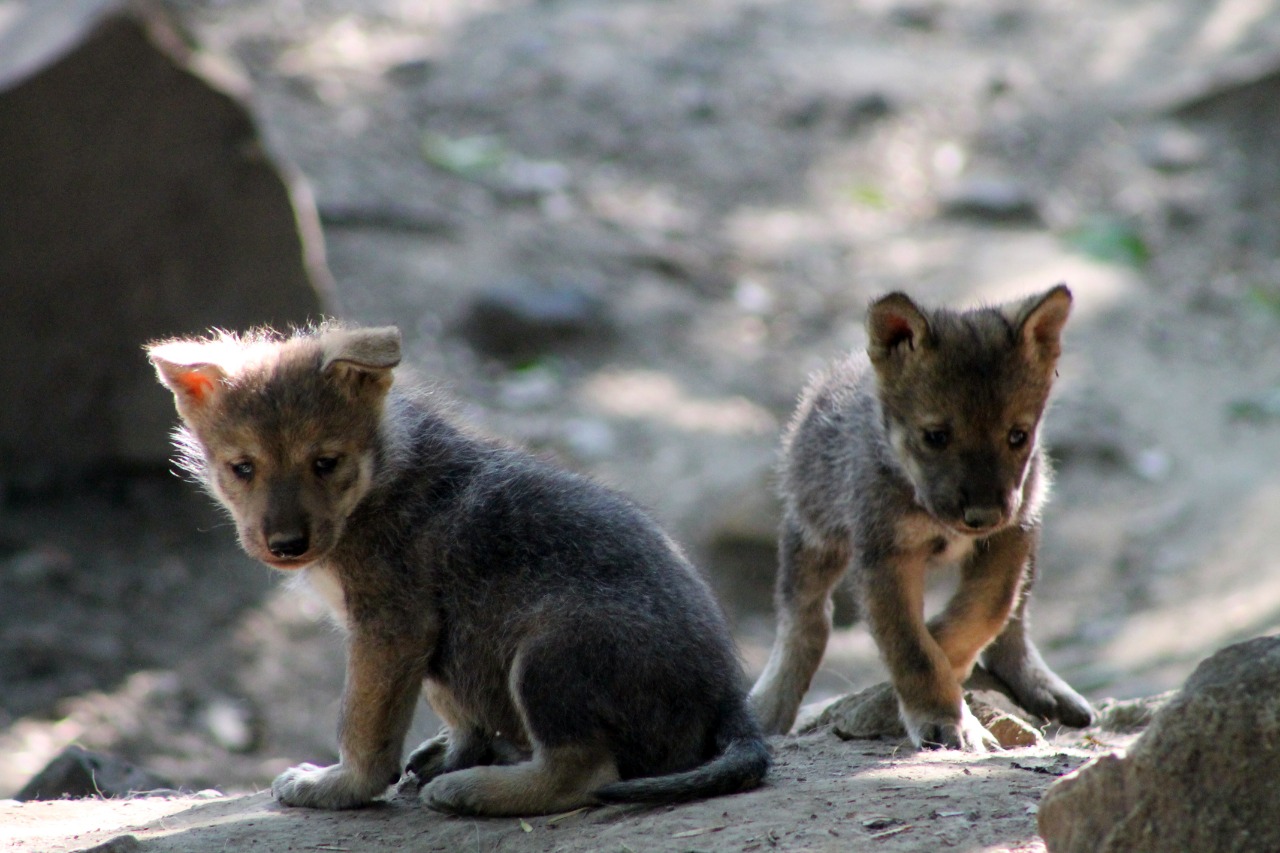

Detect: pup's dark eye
[1008,428,1029,448]
[229,460,254,481]
[313,456,341,477]
[922,428,951,450]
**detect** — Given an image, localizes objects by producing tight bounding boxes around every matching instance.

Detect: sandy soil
[4,0,1280,850]
[4,728,1136,853]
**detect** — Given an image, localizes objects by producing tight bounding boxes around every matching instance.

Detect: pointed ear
[147,341,229,417]
[1008,283,1072,367]
[866,292,931,365]
[320,326,401,394]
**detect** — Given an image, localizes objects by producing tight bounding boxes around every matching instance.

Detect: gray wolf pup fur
[147,324,769,815]
[749,284,1094,750]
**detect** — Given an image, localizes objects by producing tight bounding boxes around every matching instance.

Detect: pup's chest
[299,563,349,628]
[929,533,976,567]
[894,514,976,567]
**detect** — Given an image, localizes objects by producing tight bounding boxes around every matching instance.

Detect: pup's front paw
[272,762,386,809]
[903,701,999,753]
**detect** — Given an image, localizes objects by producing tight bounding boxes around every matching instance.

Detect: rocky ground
[5,0,1280,850]
[0,732,1125,853]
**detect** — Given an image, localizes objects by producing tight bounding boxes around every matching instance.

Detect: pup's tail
[593,701,770,805]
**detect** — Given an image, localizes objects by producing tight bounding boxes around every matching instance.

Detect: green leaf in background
[421,132,509,179]
[1245,285,1280,321]
[1063,216,1150,267]
[1227,388,1280,423]
[847,182,889,209]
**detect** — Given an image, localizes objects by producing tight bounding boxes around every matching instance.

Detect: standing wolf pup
[750,285,1094,750]
[148,324,768,815]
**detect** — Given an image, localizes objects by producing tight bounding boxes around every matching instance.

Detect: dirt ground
[5,0,1280,850]
[3,727,1138,853]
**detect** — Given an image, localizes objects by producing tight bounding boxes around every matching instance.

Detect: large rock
[15,745,172,800]
[0,0,329,492]
[798,670,1053,749]
[457,279,612,362]
[1038,636,1280,853]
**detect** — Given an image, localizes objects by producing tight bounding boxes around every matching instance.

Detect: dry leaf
[672,825,725,838]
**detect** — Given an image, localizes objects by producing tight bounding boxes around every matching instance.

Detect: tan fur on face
[868,292,1063,534]
[148,325,399,570]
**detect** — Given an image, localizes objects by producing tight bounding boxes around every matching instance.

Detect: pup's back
[367,403,758,780]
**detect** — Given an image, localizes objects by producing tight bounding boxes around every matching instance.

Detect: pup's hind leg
[421,743,619,816]
[980,551,1095,727]
[419,642,622,815]
[749,517,851,734]
[405,727,496,783]
[405,683,529,784]
[405,727,530,784]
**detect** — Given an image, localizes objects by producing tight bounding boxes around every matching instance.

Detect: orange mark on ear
[176,370,216,403]
[881,314,915,350]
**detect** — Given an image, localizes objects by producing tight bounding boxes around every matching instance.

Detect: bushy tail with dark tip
[592,702,770,805]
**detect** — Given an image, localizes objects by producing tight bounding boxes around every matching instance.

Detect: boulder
[15,745,172,800]
[1038,636,1280,853]
[0,0,329,493]
[457,279,612,362]
[798,676,1047,749]
[938,176,1041,224]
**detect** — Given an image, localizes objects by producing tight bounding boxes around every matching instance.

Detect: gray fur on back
[331,385,764,782]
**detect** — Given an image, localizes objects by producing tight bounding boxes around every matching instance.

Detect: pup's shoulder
[785,350,880,447]
[468,449,647,533]
[381,384,666,558]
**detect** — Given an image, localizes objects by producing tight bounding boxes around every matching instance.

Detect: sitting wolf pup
[749,285,1094,750]
[148,324,769,815]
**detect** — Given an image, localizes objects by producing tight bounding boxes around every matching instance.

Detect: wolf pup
[749,285,1094,750]
[147,324,768,815]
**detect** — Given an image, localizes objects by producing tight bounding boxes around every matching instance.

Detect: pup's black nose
[268,533,310,559]
[962,507,1002,530]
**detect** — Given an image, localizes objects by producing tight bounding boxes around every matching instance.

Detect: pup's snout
[962,506,1003,531]
[267,531,310,559]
